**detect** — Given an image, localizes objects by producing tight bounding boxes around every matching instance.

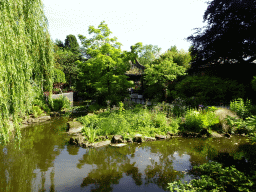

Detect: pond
[0,116,256,192]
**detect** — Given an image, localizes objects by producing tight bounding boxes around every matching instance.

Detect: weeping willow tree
[0,0,54,145]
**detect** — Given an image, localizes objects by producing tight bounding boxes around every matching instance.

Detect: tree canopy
[64,34,80,55]
[77,21,132,105]
[144,48,189,101]
[129,43,161,65]
[187,0,256,67]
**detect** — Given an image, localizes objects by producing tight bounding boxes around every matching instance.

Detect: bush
[50,95,71,111]
[31,96,51,114]
[230,98,253,119]
[182,108,220,132]
[168,162,253,192]
[31,105,44,118]
[172,75,245,107]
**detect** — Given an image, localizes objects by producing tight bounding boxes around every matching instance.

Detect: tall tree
[54,39,65,50]
[144,50,188,101]
[187,0,256,67]
[77,21,132,105]
[64,34,80,55]
[0,0,54,144]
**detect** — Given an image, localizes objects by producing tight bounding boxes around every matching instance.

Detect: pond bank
[66,119,244,149]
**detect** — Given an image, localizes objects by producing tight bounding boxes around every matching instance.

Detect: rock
[210,132,223,138]
[111,135,124,143]
[224,133,231,138]
[38,116,51,122]
[110,143,127,147]
[94,140,111,148]
[155,134,166,140]
[166,135,171,139]
[68,127,83,134]
[167,131,174,137]
[67,121,83,132]
[133,134,142,143]
[144,137,156,142]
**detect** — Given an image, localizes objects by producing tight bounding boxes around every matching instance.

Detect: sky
[42,0,209,54]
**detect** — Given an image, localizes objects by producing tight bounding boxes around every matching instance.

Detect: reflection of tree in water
[0,118,67,192]
[144,155,184,190]
[81,163,123,192]
[66,144,79,156]
[78,145,144,191]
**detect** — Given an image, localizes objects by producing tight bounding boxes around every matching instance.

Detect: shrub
[183,108,203,132]
[31,105,44,118]
[182,108,220,132]
[230,98,253,119]
[173,75,245,107]
[50,95,71,111]
[168,162,253,192]
[32,96,51,113]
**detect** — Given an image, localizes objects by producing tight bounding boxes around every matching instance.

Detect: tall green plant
[0,0,54,145]
[230,98,252,119]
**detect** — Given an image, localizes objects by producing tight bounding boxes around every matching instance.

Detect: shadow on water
[1,116,256,192]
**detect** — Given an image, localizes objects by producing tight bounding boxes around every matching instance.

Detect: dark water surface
[0,116,255,192]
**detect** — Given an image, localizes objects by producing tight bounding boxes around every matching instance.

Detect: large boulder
[67,121,83,133]
[111,135,124,143]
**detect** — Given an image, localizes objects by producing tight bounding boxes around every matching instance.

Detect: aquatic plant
[168,162,253,191]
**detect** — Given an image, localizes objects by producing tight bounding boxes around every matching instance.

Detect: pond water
[0,116,256,192]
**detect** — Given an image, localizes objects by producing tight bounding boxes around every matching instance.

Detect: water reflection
[0,117,68,192]
[0,117,255,192]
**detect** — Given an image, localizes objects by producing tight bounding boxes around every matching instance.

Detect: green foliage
[168,162,253,192]
[54,48,80,88]
[144,49,187,101]
[182,108,219,132]
[130,43,161,65]
[0,0,54,144]
[77,21,133,105]
[230,98,253,119]
[77,105,179,142]
[64,34,80,54]
[167,46,192,70]
[50,95,71,112]
[173,75,246,107]
[53,68,66,84]
[31,105,44,118]
[32,96,51,113]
